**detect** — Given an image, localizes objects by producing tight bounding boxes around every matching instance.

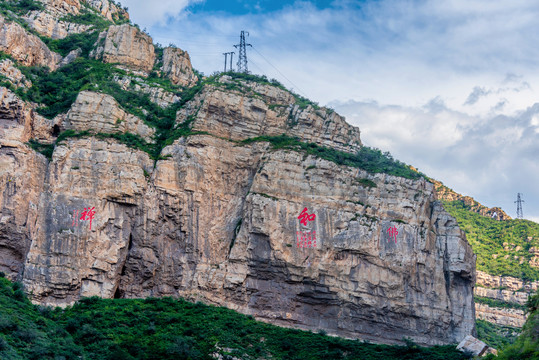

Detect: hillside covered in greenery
[442,200,539,281]
[484,290,539,359]
[0,274,471,360]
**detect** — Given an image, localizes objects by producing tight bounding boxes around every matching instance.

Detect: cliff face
[0,14,62,70]
[0,0,477,347]
[91,24,155,74]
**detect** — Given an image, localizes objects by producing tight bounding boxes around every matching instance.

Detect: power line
[251,46,307,97]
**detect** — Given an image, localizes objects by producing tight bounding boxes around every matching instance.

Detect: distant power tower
[515,193,524,219]
[234,31,252,73]
[223,52,234,72]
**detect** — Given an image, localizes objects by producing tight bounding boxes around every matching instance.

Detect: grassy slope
[0,275,471,360]
[442,200,539,281]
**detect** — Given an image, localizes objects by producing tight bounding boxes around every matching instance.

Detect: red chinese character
[80,207,96,230]
[298,207,316,226]
[72,210,80,226]
[387,226,398,243]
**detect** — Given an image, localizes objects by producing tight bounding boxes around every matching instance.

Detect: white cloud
[130,0,539,219]
[332,99,539,221]
[120,0,199,26]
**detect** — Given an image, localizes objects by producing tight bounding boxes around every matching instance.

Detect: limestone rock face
[64,91,155,141]
[22,138,154,304]
[0,144,48,280]
[0,87,54,143]
[10,127,476,345]
[0,15,62,70]
[0,59,32,88]
[84,0,128,21]
[475,303,526,327]
[180,79,362,153]
[23,10,90,39]
[161,47,198,87]
[91,24,155,73]
[36,0,82,16]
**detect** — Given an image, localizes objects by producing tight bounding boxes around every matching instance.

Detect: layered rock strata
[63,91,155,141]
[91,24,155,73]
[161,47,198,87]
[7,126,476,345]
[0,14,62,70]
[178,78,362,153]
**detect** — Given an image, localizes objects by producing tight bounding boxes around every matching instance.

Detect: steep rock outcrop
[63,91,155,141]
[0,14,62,70]
[161,47,198,87]
[0,59,32,88]
[36,0,82,16]
[179,78,362,153]
[13,130,476,345]
[91,24,155,74]
[22,138,154,303]
[475,303,526,328]
[0,144,48,280]
[84,0,128,22]
[433,180,510,220]
[0,87,54,143]
[23,10,90,39]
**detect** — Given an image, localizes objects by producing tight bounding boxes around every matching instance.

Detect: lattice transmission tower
[234,31,252,73]
[515,193,524,219]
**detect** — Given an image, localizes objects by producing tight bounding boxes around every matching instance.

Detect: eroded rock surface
[475,303,526,328]
[64,91,155,141]
[91,24,155,73]
[0,59,31,88]
[161,47,198,87]
[0,14,62,70]
[179,79,362,153]
[24,10,90,39]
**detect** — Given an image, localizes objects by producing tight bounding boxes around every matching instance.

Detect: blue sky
[121,0,539,223]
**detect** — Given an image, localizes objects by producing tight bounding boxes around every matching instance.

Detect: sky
[120,0,539,223]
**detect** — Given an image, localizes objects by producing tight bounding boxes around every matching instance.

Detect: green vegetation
[242,134,424,180]
[26,139,54,160]
[485,290,539,359]
[0,274,472,360]
[357,178,377,188]
[474,295,527,311]
[42,31,101,58]
[0,0,44,16]
[475,319,519,350]
[442,200,539,281]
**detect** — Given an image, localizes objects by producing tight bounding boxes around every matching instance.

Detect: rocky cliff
[0,0,477,347]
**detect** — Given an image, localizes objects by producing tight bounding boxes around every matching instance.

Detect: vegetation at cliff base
[484,290,539,359]
[442,200,539,281]
[475,319,519,350]
[0,274,471,360]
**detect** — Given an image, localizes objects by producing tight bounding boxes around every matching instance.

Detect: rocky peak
[178,74,362,153]
[84,0,128,22]
[433,179,510,220]
[35,0,82,16]
[161,47,198,87]
[91,24,156,74]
